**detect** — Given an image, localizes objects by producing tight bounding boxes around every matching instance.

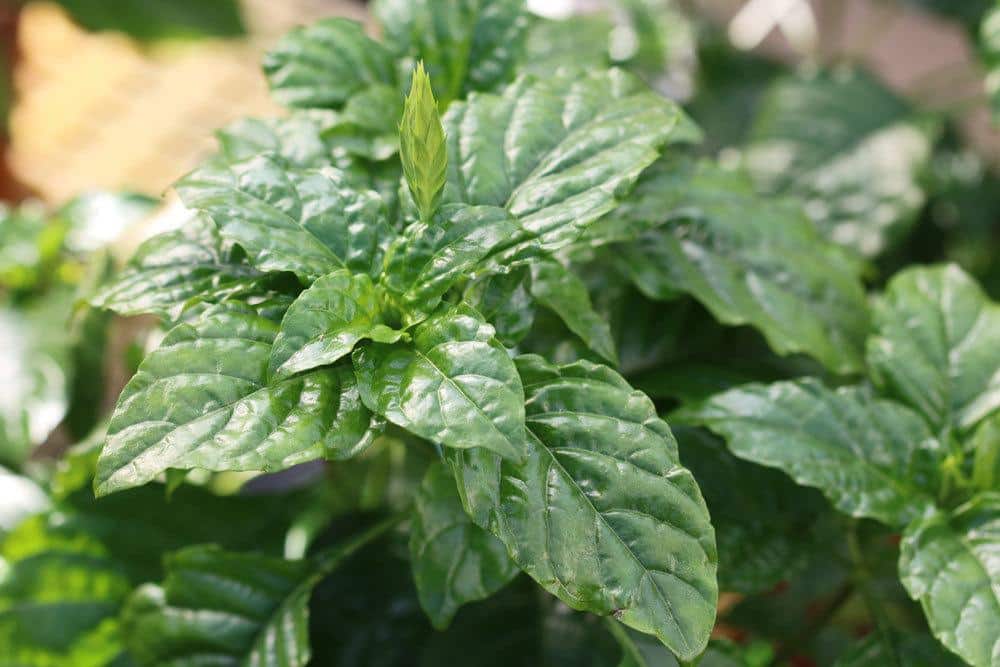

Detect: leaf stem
[313,513,405,576]
[846,520,900,667]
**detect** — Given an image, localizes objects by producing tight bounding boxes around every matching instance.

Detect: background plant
[2,1,1000,666]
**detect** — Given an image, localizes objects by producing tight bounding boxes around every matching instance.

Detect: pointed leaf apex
[400,62,448,223]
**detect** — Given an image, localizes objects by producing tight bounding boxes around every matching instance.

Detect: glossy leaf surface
[123,546,316,666]
[270,270,403,379]
[96,302,379,494]
[441,69,686,257]
[91,215,262,320]
[353,303,527,460]
[175,155,391,282]
[899,493,1000,667]
[868,264,1000,434]
[375,0,528,104]
[263,18,395,109]
[609,157,869,374]
[529,258,617,365]
[681,379,943,527]
[381,204,519,323]
[449,355,717,660]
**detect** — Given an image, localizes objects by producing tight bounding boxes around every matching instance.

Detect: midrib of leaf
[534,434,695,655]
[412,345,516,450]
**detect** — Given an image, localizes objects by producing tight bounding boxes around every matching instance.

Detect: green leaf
[263,18,396,109]
[529,258,617,365]
[95,302,380,495]
[123,539,370,667]
[746,68,935,257]
[323,85,403,161]
[409,461,518,628]
[52,0,244,41]
[0,482,302,666]
[971,413,1000,491]
[400,62,448,223]
[868,264,1000,434]
[216,113,337,168]
[521,15,614,76]
[375,0,529,105]
[448,355,717,660]
[680,379,943,527]
[899,493,1000,667]
[175,155,392,282]
[834,631,966,667]
[91,215,262,319]
[381,204,519,324]
[269,270,404,379]
[353,303,528,461]
[441,68,688,258]
[607,157,869,375]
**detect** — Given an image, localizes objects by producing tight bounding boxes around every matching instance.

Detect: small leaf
[680,378,943,527]
[96,302,380,495]
[529,258,617,365]
[448,355,717,660]
[91,215,262,319]
[175,155,392,282]
[868,263,1000,434]
[353,303,527,461]
[747,68,935,258]
[409,461,518,628]
[606,156,869,375]
[269,270,403,379]
[263,18,396,109]
[381,204,519,324]
[375,0,529,104]
[400,62,448,223]
[899,493,1000,667]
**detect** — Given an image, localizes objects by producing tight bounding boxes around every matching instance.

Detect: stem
[769,581,853,666]
[846,520,900,667]
[313,513,405,576]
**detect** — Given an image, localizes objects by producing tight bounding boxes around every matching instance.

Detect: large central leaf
[175,155,391,282]
[680,378,943,527]
[868,264,1000,435]
[448,355,717,660]
[95,302,380,495]
[899,493,1000,667]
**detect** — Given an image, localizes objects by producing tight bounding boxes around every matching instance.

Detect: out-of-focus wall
[8,0,366,204]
